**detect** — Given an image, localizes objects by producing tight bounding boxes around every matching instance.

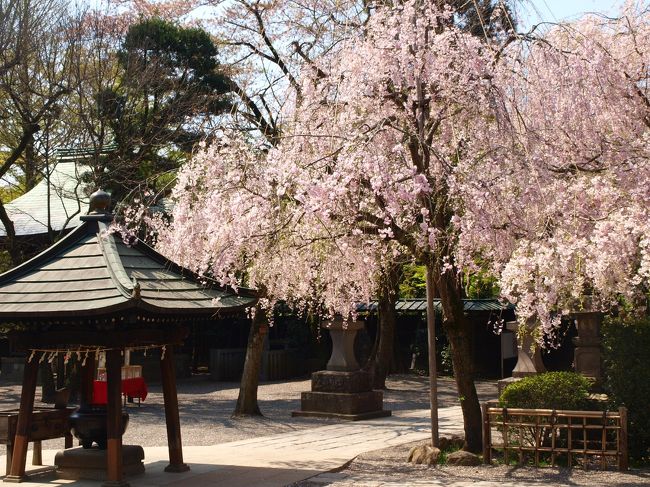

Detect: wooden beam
[9,327,188,350]
[161,346,189,473]
[5,353,40,482]
[103,349,128,487]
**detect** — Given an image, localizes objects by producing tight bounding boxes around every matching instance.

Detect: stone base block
[55,445,145,481]
[296,390,386,416]
[311,370,372,393]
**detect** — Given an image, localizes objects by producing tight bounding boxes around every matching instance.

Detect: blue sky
[520,0,627,28]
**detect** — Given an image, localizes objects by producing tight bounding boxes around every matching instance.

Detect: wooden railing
[482,404,628,470]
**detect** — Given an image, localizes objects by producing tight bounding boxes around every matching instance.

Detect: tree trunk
[0,201,20,266]
[370,264,400,389]
[436,268,483,453]
[233,307,267,416]
[23,134,37,191]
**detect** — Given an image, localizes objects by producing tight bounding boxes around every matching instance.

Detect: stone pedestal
[55,445,144,481]
[293,319,390,420]
[572,311,603,387]
[294,370,390,420]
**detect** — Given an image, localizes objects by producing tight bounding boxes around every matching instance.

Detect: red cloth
[92,378,148,404]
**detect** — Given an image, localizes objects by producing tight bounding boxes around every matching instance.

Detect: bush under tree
[499,372,591,411]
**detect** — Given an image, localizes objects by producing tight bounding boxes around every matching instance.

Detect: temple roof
[0,162,90,237]
[0,205,256,320]
[356,298,513,313]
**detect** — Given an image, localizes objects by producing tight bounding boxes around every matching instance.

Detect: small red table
[92,378,148,405]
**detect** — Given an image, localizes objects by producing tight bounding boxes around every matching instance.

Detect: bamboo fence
[482,404,628,471]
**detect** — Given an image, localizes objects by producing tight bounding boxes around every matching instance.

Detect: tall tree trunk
[436,268,482,453]
[370,263,400,389]
[233,306,267,416]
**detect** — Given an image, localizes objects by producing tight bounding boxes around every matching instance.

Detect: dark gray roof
[0,162,90,237]
[0,215,256,319]
[356,298,512,313]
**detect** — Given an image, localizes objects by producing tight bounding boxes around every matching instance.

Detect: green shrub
[498,372,593,463]
[603,316,650,462]
[499,371,591,410]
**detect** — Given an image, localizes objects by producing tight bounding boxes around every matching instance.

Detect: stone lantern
[571,309,603,387]
[293,317,390,420]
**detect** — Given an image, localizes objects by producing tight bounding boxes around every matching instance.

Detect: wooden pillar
[103,349,128,487]
[79,354,96,410]
[160,346,189,473]
[5,352,40,483]
[482,403,492,464]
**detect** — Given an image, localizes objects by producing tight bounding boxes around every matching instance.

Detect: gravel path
[0,374,492,455]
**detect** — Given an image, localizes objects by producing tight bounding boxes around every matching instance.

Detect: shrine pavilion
[0,190,256,485]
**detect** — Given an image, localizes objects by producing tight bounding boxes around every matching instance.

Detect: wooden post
[31,441,42,466]
[5,352,40,482]
[619,406,628,471]
[482,403,491,464]
[104,349,128,487]
[160,346,190,473]
[425,264,439,448]
[5,440,12,477]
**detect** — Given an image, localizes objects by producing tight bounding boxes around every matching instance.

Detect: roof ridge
[96,221,137,300]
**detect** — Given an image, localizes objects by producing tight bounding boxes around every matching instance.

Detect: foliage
[463,267,499,300]
[499,372,591,411]
[399,264,426,299]
[0,250,12,273]
[400,262,498,300]
[459,7,650,339]
[439,344,454,376]
[603,315,650,461]
[93,17,231,200]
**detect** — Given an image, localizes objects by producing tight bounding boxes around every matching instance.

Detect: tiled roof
[0,162,89,237]
[356,298,513,313]
[0,214,256,319]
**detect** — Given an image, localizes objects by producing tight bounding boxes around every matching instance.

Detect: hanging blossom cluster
[151,1,649,341]
[455,8,650,337]
[152,134,384,317]
[273,1,496,260]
